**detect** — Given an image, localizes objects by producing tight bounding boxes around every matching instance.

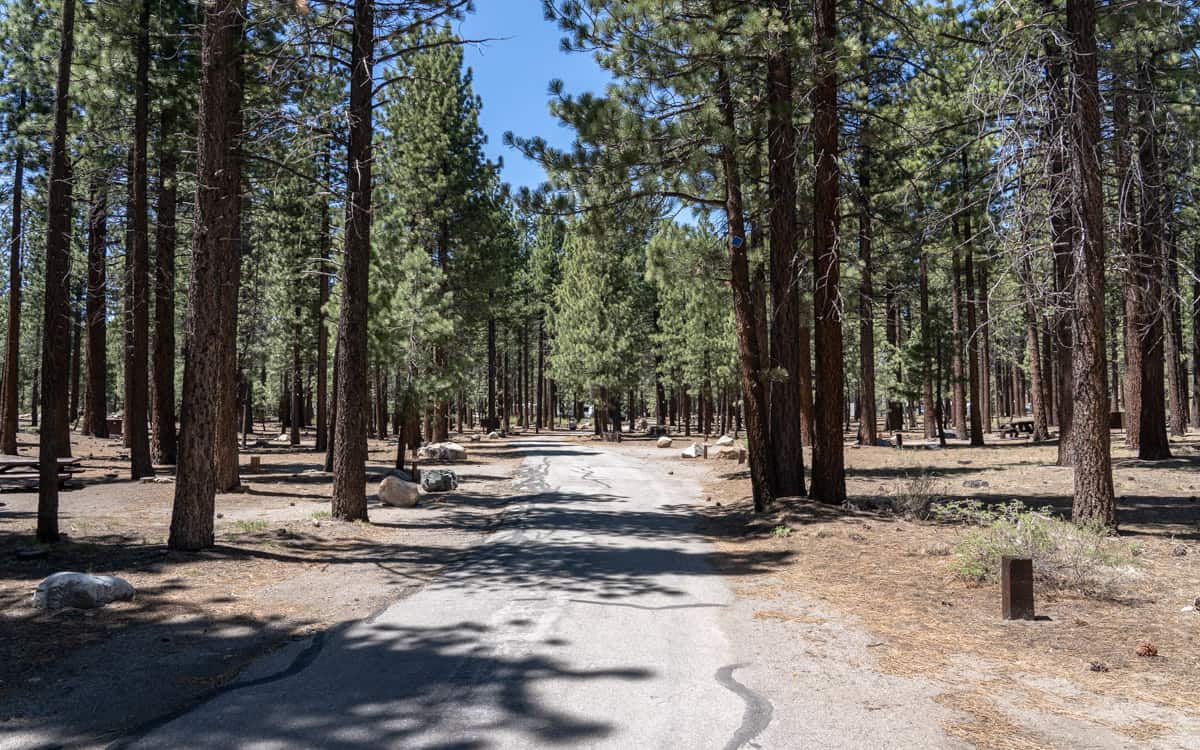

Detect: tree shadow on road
[109,620,651,749]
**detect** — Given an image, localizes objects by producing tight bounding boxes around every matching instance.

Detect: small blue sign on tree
[731,235,744,249]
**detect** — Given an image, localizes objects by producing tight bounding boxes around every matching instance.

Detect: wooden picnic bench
[0,456,81,488]
[998,417,1035,439]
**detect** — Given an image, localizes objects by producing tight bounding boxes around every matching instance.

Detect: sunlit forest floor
[0,425,524,736]
[595,428,1200,749]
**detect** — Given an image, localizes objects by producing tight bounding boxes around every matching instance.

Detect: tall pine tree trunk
[315,137,332,453]
[810,0,845,504]
[331,0,374,521]
[1133,59,1170,460]
[1021,257,1050,441]
[127,0,153,478]
[2,90,24,456]
[169,0,244,550]
[1066,0,1116,527]
[1192,241,1200,430]
[1164,226,1187,435]
[766,0,805,497]
[964,207,984,447]
[715,61,773,511]
[950,241,966,434]
[857,142,877,446]
[919,247,936,439]
[84,176,109,438]
[37,0,75,542]
[152,108,178,465]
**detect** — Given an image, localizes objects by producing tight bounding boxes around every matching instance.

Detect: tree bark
[963,208,984,447]
[919,247,936,439]
[1133,59,1170,460]
[2,90,24,455]
[1066,0,1116,527]
[950,239,966,434]
[1163,223,1187,435]
[856,142,877,446]
[1113,87,1141,447]
[127,0,153,478]
[331,0,374,521]
[1021,256,1050,441]
[314,132,332,453]
[809,0,845,504]
[715,61,773,511]
[84,176,109,438]
[37,0,76,542]
[766,0,805,497]
[152,107,178,465]
[169,0,244,550]
[1192,241,1200,431]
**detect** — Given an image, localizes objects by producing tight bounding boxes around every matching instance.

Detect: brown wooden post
[1001,556,1035,620]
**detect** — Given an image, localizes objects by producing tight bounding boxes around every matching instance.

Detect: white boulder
[417,442,467,462]
[656,436,673,448]
[715,435,735,447]
[487,431,501,440]
[33,572,136,610]
[378,476,420,507]
[681,443,704,459]
[715,446,740,461]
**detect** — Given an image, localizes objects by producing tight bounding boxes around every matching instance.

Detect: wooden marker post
[1001,556,1035,620]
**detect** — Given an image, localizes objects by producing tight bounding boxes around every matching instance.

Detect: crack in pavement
[568,599,726,611]
[715,664,773,750]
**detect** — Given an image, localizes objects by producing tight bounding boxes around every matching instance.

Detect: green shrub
[934,500,1139,599]
[891,471,943,519]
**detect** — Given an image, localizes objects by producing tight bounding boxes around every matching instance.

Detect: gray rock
[33,572,135,610]
[487,431,501,440]
[962,479,989,489]
[417,442,467,461]
[378,476,420,508]
[421,469,459,493]
[1172,544,1188,557]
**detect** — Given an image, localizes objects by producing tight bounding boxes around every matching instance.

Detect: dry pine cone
[1136,642,1159,658]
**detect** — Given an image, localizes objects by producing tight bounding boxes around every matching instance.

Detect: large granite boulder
[681,443,704,459]
[417,442,467,461]
[378,476,420,507]
[33,572,135,610]
[421,469,459,493]
[715,435,735,447]
[656,436,673,448]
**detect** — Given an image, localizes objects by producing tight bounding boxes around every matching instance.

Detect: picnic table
[998,417,1035,438]
[0,456,81,488]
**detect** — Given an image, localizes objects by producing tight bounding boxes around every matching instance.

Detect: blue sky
[456,2,610,192]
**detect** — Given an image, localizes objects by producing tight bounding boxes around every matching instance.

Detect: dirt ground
[600,427,1200,749]
[0,425,525,742]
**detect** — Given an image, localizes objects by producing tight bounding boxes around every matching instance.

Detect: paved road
[121,436,767,749]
